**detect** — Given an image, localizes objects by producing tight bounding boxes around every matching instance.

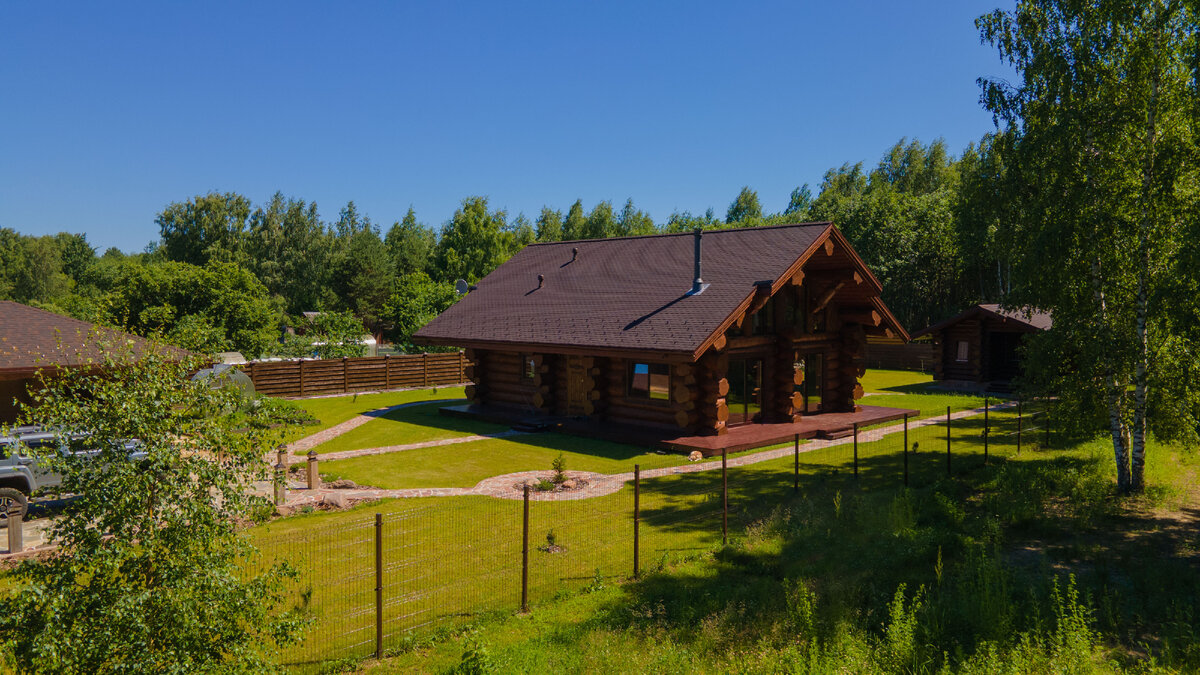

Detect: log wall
[939,320,983,381]
[242,352,467,397]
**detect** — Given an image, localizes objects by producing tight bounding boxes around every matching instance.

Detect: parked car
[0,426,143,527]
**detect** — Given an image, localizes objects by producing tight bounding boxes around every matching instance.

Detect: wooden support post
[274,456,286,506]
[903,413,909,488]
[1017,399,1023,455]
[384,354,391,390]
[375,513,383,660]
[298,359,305,396]
[984,397,989,465]
[793,434,799,493]
[946,406,952,477]
[7,509,22,554]
[633,465,640,579]
[721,447,728,546]
[306,450,319,490]
[521,485,530,613]
[853,423,859,479]
[423,352,430,388]
[343,357,349,393]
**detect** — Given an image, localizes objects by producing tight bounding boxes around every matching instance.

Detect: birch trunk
[1092,257,1131,491]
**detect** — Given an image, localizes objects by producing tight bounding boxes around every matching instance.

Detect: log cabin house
[413,223,917,454]
[912,304,1051,391]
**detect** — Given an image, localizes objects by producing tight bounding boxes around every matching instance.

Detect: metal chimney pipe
[689,228,709,295]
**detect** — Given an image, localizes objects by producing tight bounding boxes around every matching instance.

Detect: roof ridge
[526,221,835,247]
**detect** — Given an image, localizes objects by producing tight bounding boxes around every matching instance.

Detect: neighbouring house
[0,301,191,424]
[413,223,917,455]
[911,303,1052,390]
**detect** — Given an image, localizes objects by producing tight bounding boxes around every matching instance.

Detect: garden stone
[322,493,347,509]
[329,479,357,489]
[561,479,577,489]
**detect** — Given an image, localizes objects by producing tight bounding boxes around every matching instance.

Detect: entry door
[565,357,589,415]
[727,358,763,426]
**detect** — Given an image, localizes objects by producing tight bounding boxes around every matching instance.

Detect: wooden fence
[864,339,937,372]
[242,352,468,398]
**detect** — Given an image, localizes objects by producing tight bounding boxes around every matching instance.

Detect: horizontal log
[675,409,698,428]
[712,333,727,351]
[701,378,730,397]
[840,309,881,327]
[673,364,694,377]
[671,385,692,404]
[794,369,805,386]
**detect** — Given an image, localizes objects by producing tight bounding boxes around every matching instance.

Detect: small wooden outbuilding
[414,223,916,452]
[912,304,1051,388]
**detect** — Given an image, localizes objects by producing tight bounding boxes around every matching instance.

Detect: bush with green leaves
[0,336,307,673]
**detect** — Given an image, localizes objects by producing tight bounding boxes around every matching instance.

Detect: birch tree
[978,0,1200,492]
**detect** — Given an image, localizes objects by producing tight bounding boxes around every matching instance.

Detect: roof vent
[687,228,709,296]
[537,274,545,289]
[571,247,579,262]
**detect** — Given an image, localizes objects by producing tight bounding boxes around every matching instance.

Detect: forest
[0,136,1013,359]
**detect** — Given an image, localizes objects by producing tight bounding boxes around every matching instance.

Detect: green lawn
[277,387,467,446]
[300,399,506,455]
[857,368,988,420]
[317,433,692,489]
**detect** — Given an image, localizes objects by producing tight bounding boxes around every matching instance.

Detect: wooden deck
[440,404,919,457]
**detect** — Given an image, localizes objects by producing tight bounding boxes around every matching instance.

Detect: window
[522,354,537,379]
[794,352,823,413]
[955,341,969,363]
[752,297,776,335]
[628,362,671,402]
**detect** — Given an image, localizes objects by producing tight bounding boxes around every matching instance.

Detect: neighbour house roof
[911,303,1053,339]
[414,223,909,361]
[0,301,191,379]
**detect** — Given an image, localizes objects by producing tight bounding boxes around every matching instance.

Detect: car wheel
[0,488,28,528]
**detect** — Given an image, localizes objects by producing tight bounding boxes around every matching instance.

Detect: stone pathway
[283,398,465,456]
[271,401,1017,508]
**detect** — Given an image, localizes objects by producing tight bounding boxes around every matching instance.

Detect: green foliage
[434,196,513,282]
[551,452,567,483]
[562,199,586,240]
[582,200,616,239]
[384,207,435,277]
[535,207,563,242]
[383,272,459,352]
[277,310,367,359]
[157,191,252,266]
[726,186,763,224]
[0,339,305,672]
[330,216,391,333]
[246,192,336,315]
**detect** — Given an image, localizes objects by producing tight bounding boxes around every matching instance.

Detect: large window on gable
[628,362,671,402]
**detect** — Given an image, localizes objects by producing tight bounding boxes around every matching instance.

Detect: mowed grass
[302,400,507,456]
[858,368,989,419]
[277,387,467,447]
[317,433,692,489]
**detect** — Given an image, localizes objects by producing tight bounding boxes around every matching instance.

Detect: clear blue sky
[0,1,1014,252]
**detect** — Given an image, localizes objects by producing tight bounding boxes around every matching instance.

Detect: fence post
[853,423,859,479]
[384,354,391,390]
[633,464,640,579]
[903,413,909,488]
[343,356,349,393]
[1045,398,1051,448]
[423,353,430,388]
[983,397,989,465]
[521,485,530,613]
[1017,399,1023,455]
[7,508,22,554]
[306,450,319,490]
[375,513,383,660]
[793,434,799,493]
[298,359,305,396]
[946,405,952,477]
[721,447,728,546]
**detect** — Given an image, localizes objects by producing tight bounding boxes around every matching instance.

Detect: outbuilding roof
[911,303,1053,339]
[414,223,908,360]
[0,301,191,378]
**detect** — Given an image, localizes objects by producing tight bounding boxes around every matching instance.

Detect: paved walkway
[271,401,1017,508]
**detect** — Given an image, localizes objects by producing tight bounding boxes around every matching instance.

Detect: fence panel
[242,352,467,398]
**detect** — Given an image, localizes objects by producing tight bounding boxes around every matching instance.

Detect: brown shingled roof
[911,304,1053,339]
[414,223,907,360]
[0,301,192,378]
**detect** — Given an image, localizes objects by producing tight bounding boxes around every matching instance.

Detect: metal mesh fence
[249,397,1056,669]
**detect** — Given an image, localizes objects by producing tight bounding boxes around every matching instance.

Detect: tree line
[1,137,1027,357]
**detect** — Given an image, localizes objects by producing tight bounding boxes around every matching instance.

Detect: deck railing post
[852,423,859,479]
[903,413,909,487]
[375,513,383,660]
[946,405,952,477]
[521,485,530,613]
[633,465,641,579]
[793,434,799,493]
[721,447,728,546]
[7,508,23,554]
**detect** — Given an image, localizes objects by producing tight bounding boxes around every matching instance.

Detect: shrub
[551,452,567,483]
